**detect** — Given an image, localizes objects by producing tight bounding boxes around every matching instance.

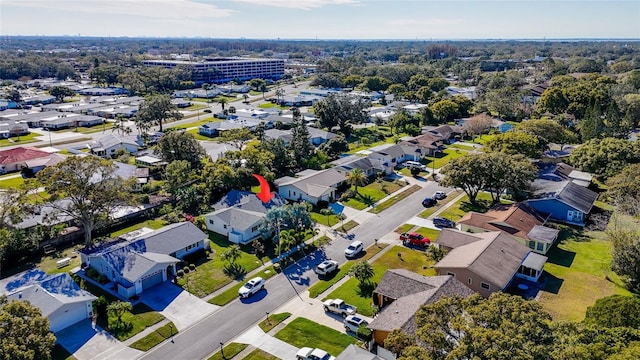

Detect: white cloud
[233,0,359,10]
[2,0,235,19]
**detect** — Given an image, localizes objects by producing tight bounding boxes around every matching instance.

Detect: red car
[400,232,431,248]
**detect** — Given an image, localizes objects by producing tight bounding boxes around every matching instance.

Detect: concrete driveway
[56,320,142,360]
[139,282,219,331]
[235,326,299,359]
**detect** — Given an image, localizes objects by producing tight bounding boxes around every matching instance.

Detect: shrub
[410,166,421,176]
[93,296,109,318]
[97,275,109,284]
[316,200,329,209]
[85,267,99,280]
[176,269,184,277]
[357,326,373,341]
[183,267,190,274]
[141,194,150,204]
[273,263,282,273]
[189,264,196,271]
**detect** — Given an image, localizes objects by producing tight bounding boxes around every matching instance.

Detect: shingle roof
[87,133,139,151]
[368,273,474,333]
[275,169,346,195]
[336,344,382,360]
[435,230,532,289]
[211,207,265,231]
[138,221,207,255]
[557,181,599,214]
[213,190,286,213]
[0,146,51,165]
[528,225,559,244]
[458,203,547,239]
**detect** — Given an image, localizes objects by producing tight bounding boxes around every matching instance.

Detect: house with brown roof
[422,124,464,144]
[434,229,548,298]
[0,146,52,173]
[400,132,444,156]
[368,269,474,348]
[457,203,559,254]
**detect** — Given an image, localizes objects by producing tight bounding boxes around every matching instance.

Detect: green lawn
[339,220,359,232]
[413,227,442,242]
[538,225,631,322]
[342,180,404,210]
[323,245,436,316]
[75,124,114,134]
[308,244,387,298]
[102,303,165,341]
[424,148,467,170]
[257,103,289,110]
[395,224,414,234]
[0,132,40,147]
[370,184,421,214]
[242,349,280,360]
[207,266,277,306]
[258,312,291,333]
[447,143,476,151]
[38,244,84,274]
[129,322,176,351]
[186,128,218,141]
[469,134,497,145]
[275,317,358,357]
[418,190,463,218]
[310,211,341,227]
[176,232,264,298]
[0,175,24,189]
[173,117,217,130]
[206,343,248,360]
[437,192,507,222]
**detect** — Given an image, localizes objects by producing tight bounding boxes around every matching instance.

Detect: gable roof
[531,180,598,214]
[368,272,474,333]
[209,207,266,231]
[87,133,140,151]
[336,345,382,360]
[458,203,547,239]
[213,189,286,213]
[275,169,346,197]
[435,230,535,289]
[136,221,207,255]
[401,132,442,150]
[0,270,96,318]
[0,146,51,165]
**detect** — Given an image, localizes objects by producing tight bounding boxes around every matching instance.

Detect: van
[404,161,426,170]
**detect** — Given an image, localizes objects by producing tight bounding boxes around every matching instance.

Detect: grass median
[129,322,177,351]
[369,184,421,214]
[275,317,358,357]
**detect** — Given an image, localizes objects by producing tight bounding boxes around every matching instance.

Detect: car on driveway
[422,197,438,207]
[433,191,447,200]
[344,315,369,333]
[432,217,456,228]
[296,347,336,360]
[344,241,364,258]
[238,276,265,298]
[315,260,339,276]
[400,232,431,248]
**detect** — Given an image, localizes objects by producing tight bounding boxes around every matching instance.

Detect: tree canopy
[609,230,640,291]
[156,131,206,169]
[314,94,368,138]
[135,94,182,133]
[584,295,640,329]
[0,296,56,360]
[483,132,542,158]
[569,137,640,180]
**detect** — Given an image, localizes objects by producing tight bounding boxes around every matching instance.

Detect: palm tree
[220,245,241,265]
[243,94,249,104]
[202,83,210,103]
[107,301,133,328]
[278,229,297,260]
[320,208,334,226]
[349,261,375,286]
[346,168,367,195]
[275,88,284,105]
[217,97,228,111]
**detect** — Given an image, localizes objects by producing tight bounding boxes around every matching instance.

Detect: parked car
[238,277,265,298]
[324,298,357,317]
[433,217,455,228]
[404,160,426,170]
[315,260,339,276]
[422,197,438,207]
[433,191,447,200]
[400,232,431,248]
[344,315,369,333]
[296,347,336,360]
[344,241,364,258]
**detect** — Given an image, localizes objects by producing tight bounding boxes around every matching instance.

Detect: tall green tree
[135,94,182,133]
[605,163,640,216]
[220,245,241,265]
[156,131,206,169]
[430,99,459,124]
[569,137,640,180]
[163,160,192,195]
[483,132,542,158]
[33,156,135,246]
[0,296,56,360]
[49,85,75,102]
[346,168,367,195]
[289,107,312,169]
[609,230,640,291]
[584,295,640,329]
[515,118,578,150]
[314,94,368,138]
[107,301,133,328]
[349,260,375,286]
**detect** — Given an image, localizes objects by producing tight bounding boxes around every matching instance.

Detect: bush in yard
[410,166,421,176]
[176,269,184,277]
[273,263,281,273]
[85,267,99,280]
[316,200,329,209]
[357,326,373,341]
[93,296,109,318]
[141,194,150,204]
[183,267,190,274]
[189,263,196,271]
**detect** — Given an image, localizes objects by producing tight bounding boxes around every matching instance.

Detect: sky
[1,0,639,40]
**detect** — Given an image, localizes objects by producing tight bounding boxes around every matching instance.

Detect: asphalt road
[139,181,449,360]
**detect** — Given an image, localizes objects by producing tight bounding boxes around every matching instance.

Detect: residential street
[139,181,449,360]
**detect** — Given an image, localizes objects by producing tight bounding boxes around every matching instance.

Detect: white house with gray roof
[0,269,96,332]
[87,133,142,158]
[204,190,286,244]
[275,168,346,205]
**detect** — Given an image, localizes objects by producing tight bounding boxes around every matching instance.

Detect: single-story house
[455,117,514,133]
[199,142,239,161]
[22,94,56,105]
[173,88,221,99]
[0,120,29,138]
[87,134,142,158]
[368,269,474,348]
[204,190,286,244]
[41,114,77,130]
[458,203,559,255]
[135,155,166,168]
[0,269,96,332]
[331,155,386,177]
[171,99,192,108]
[434,229,548,298]
[368,143,423,173]
[275,168,346,205]
[336,344,382,360]
[446,86,477,100]
[80,221,209,298]
[526,180,599,226]
[74,115,105,127]
[24,153,67,175]
[263,127,336,147]
[277,95,320,107]
[78,87,128,96]
[198,121,244,137]
[422,124,464,144]
[532,162,594,188]
[299,88,341,97]
[402,103,429,115]
[0,146,53,173]
[400,132,444,157]
[219,84,251,94]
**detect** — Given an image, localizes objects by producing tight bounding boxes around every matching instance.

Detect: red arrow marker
[252,173,273,203]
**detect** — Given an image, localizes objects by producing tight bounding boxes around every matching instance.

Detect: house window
[185,243,197,252]
[209,219,214,225]
[447,272,456,277]
[481,282,490,290]
[468,278,472,285]
[528,240,536,249]
[251,225,259,232]
[537,242,544,252]
[223,224,227,229]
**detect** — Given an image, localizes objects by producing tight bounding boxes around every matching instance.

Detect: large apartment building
[142,58,284,85]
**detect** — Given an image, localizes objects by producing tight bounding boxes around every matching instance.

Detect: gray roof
[373,269,441,300]
[435,230,532,289]
[264,128,292,143]
[209,207,265,231]
[333,156,383,173]
[275,169,346,197]
[212,190,286,213]
[521,252,548,271]
[118,252,176,283]
[200,121,244,131]
[336,345,382,360]
[556,181,599,214]
[372,144,419,159]
[368,272,474,333]
[528,225,559,244]
[88,133,140,150]
[137,221,207,255]
[1,270,96,318]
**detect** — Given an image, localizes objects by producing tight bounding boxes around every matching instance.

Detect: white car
[344,241,364,258]
[344,315,368,333]
[238,276,265,298]
[433,191,447,200]
[315,260,339,276]
[296,347,336,360]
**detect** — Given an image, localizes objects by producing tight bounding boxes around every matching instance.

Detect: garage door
[50,303,89,332]
[142,270,163,289]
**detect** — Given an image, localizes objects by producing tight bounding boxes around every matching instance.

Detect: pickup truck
[400,232,431,248]
[323,299,357,318]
